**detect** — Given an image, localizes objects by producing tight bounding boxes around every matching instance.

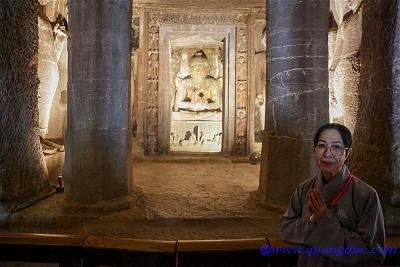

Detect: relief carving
[237,27,247,52]
[236,136,247,155]
[147,135,157,153]
[149,13,248,25]
[144,9,250,154]
[148,84,158,106]
[170,121,222,153]
[170,45,224,153]
[329,0,363,133]
[38,0,68,148]
[147,106,158,135]
[254,8,266,20]
[148,52,159,79]
[148,80,158,92]
[237,67,247,81]
[132,4,140,17]
[237,90,247,109]
[237,81,247,91]
[132,9,140,49]
[236,52,248,81]
[254,22,266,143]
[235,117,247,154]
[236,108,247,154]
[173,50,222,112]
[237,109,246,119]
[149,25,159,50]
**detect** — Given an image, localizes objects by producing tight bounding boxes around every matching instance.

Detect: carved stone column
[64,0,132,207]
[259,0,329,205]
[388,0,400,234]
[344,0,399,234]
[0,0,49,207]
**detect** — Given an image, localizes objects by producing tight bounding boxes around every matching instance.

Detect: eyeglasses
[314,143,348,156]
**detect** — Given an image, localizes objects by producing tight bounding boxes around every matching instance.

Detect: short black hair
[313,123,352,149]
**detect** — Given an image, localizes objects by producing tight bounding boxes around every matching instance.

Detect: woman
[279,123,385,266]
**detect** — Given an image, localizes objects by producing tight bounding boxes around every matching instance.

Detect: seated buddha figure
[173,51,222,112]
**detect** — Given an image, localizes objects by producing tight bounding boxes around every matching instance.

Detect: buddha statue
[38,0,68,152]
[173,51,222,112]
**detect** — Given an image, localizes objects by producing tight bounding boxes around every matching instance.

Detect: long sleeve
[279,183,316,244]
[304,189,386,266]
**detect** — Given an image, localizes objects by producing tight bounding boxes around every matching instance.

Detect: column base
[249,190,287,214]
[385,206,400,235]
[62,195,135,216]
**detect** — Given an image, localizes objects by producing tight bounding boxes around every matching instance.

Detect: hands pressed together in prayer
[307,189,327,223]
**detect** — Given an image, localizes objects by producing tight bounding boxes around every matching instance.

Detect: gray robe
[279,165,386,267]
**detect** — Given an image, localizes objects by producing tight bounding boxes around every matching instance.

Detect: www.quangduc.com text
[259,244,396,257]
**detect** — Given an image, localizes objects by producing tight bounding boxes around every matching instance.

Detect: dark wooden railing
[0,232,399,266]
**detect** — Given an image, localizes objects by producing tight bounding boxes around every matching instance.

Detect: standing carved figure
[254,26,266,142]
[37,0,68,149]
[330,0,363,133]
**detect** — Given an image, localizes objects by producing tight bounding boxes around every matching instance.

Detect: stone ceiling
[134,0,266,8]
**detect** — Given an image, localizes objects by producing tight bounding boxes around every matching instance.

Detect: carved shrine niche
[143,8,250,155]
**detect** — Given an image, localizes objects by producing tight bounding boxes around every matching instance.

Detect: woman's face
[314,129,351,177]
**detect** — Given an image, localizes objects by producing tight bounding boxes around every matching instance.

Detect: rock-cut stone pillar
[0,0,49,207]
[259,0,330,206]
[64,0,133,208]
[388,0,400,233]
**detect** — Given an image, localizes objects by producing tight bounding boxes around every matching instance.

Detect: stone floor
[2,157,284,240]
